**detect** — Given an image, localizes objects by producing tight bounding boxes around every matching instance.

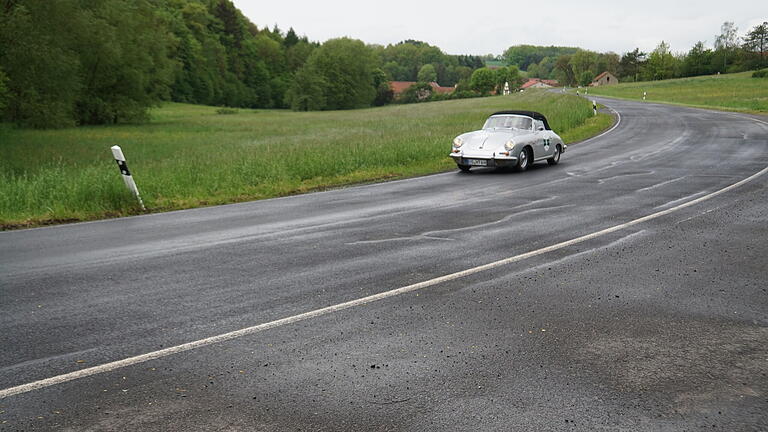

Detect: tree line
[1,0,765,129]
[0,0,489,128]
[497,21,767,87]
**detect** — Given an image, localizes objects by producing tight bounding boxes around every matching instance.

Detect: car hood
[458,129,535,152]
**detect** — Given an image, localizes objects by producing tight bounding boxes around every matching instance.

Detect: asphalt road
[1,97,767,431]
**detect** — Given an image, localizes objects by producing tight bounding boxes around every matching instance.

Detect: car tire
[458,164,471,172]
[547,145,561,165]
[516,148,530,172]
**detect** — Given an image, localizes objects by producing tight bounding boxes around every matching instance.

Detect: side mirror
[537,126,545,131]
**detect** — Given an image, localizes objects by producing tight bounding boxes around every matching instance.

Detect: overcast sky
[235,1,765,55]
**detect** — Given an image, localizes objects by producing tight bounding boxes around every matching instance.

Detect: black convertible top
[490,110,551,130]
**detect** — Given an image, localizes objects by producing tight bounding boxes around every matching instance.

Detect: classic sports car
[450,111,566,172]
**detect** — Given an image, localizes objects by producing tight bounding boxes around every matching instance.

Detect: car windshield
[483,115,533,130]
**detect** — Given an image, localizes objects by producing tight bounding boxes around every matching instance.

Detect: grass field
[584,71,768,113]
[0,91,613,228]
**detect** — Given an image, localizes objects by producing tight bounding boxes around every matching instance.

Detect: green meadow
[0,91,613,228]
[585,71,768,113]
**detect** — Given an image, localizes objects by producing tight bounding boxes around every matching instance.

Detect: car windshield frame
[482,115,534,131]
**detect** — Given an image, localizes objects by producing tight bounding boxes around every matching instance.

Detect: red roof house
[520,78,559,90]
[389,81,454,97]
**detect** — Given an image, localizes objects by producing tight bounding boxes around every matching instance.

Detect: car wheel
[516,148,530,171]
[547,145,561,165]
[458,164,471,172]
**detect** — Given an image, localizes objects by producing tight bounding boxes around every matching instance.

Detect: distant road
[1,97,767,430]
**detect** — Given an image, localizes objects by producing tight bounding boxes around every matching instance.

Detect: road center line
[1,111,766,401]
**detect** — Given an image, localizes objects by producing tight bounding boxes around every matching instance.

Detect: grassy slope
[585,71,768,113]
[0,91,613,228]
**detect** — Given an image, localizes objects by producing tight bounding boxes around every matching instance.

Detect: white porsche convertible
[450,110,566,172]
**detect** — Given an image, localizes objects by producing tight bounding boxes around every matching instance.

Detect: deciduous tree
[417,64,437,83]
[470,68,496,95]
[503,45,579,70]
[569,50,598,81]
[553,55,576,86]
[493,66,524,92]
[288,38,378,110]
[714,21,739,72]
[285,66,326,111]
[644,41,677,80]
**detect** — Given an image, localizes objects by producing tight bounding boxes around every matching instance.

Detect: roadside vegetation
[0,0,492,128]
[490,21,766,87]
[584,71,768,112]
[0,91,612,228]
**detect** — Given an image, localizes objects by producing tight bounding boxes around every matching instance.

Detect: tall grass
[585,71,768,112]
[0,91,611,227]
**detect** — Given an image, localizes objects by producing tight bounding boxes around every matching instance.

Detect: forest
[1,0,765,129]
[500,21,767,86]
[0,0,488,128]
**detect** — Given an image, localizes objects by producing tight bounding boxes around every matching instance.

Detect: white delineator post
[643,91,647,101]
[593,100,597,116]
[111,145,145,210]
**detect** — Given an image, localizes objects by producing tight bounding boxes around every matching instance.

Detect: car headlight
[453,137,463,148]
[504,140,516,151]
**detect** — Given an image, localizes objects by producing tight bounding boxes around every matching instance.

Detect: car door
[532,120,550,158]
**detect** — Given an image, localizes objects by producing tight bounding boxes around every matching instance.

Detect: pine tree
[743,22,768,69]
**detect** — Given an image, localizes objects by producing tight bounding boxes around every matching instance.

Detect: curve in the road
[1,102,766,401]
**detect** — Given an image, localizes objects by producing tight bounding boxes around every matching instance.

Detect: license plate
[466,159,487,166]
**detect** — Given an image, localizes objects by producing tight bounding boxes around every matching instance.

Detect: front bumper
[449,153,518,168]
[450,143,567,167]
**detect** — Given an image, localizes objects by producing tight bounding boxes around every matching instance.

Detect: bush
[393,87,482,105]
[373,82,394,106]
[215,108,239,115]
[450,90,481,100]
[397,82,434,104]
[752,69,768,78]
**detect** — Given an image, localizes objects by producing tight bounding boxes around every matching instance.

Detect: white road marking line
[575,104,622,144]
[2,160,767,400]
[2,108,766,399]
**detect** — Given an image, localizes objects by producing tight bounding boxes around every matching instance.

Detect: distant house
[429,82,455,95]
[590,72,618,86]
[389,81,454,98]
[520,78,560,90]
[390,81,415,97]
